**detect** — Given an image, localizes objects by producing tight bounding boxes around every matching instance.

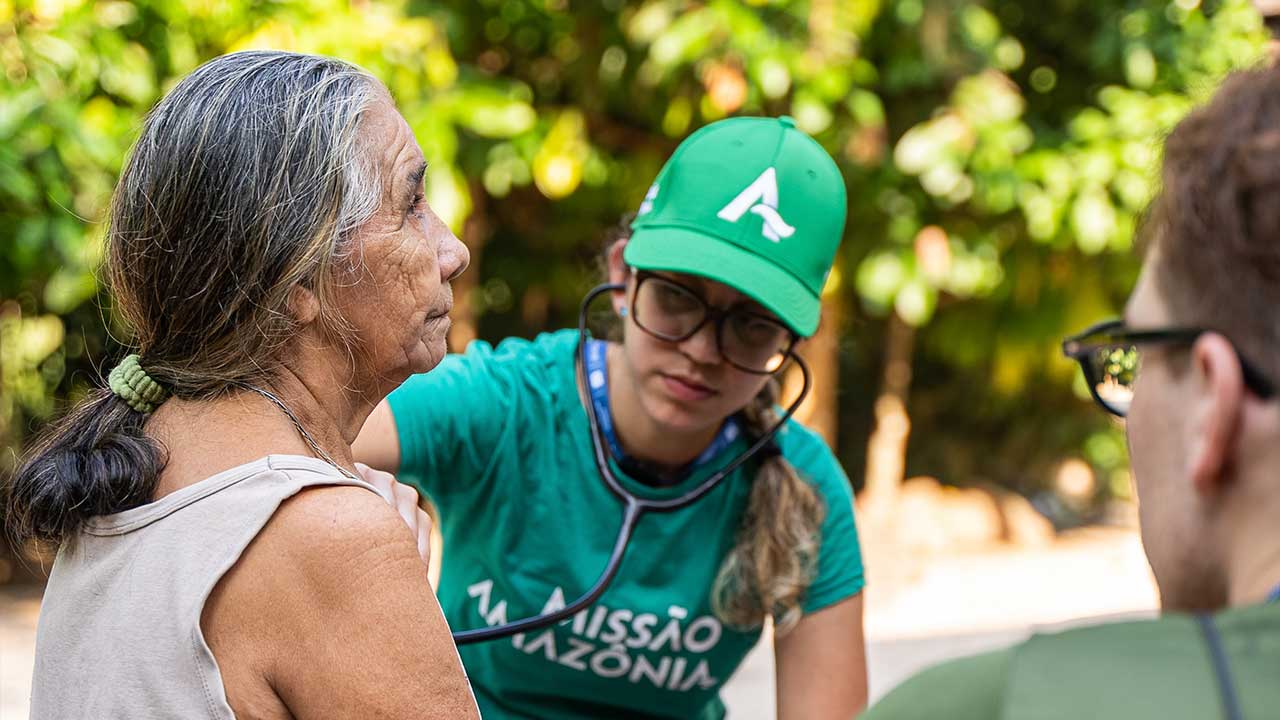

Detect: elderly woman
[6,51,479,718]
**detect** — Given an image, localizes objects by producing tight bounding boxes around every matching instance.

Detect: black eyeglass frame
[1061,319,1276,417]
[628,271,800,375]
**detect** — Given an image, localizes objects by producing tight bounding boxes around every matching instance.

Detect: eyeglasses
[629,272,798,374]
[1061,319,1276,418]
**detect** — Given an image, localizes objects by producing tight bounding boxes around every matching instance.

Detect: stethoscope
[451,282,812,645]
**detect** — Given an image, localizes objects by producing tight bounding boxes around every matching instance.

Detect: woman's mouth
[424,304,452,332]
[659,373,717,402]
[426,301,452,321]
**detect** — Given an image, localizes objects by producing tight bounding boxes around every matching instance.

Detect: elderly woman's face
[338,97,469,387]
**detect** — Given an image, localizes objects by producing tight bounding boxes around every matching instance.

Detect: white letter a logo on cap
[717,167,796,242]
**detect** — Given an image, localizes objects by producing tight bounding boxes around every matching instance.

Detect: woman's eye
[733,314,782,341]
[655,284,698,311]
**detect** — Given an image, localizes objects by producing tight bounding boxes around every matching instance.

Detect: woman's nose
[679,320,723,366]
[440,231,470,283]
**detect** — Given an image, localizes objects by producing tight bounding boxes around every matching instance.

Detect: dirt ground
[1,584,40,720]
[0,526,1158,719]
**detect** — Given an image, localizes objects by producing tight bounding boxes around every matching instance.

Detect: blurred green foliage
[0,0,1268,507]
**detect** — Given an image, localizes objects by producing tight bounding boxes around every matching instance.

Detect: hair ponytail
[6,388,165,548]
[711,378,826,634]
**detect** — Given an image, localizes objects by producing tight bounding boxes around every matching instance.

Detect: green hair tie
[107,354,169,414]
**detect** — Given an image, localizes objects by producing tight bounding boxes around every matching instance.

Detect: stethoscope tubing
[452,282,811,645]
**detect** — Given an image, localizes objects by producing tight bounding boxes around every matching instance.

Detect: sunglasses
[628,271,798,374]
[1061,319,1276,418]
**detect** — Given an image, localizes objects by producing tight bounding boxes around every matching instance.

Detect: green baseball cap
[625,115,847,337]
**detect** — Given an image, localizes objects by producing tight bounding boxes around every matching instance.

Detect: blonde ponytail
[711,378,826,634]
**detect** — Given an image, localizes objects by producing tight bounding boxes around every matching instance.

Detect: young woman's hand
[356,462,431,570]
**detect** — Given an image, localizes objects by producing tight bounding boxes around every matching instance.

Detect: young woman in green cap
[355,115,866,719]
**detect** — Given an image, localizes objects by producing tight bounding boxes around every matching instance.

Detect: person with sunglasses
[354,116,867,719]
[861,69,1280,720]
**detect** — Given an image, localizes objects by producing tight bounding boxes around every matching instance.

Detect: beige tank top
[28,454,466,719]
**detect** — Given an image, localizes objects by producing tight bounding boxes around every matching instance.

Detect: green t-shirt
[388,330,865,719]
[862,602,1280,720]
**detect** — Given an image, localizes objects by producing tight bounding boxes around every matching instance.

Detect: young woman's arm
[353,399,403,473]
[353,336,540,494]
[202,485,477,719]
[774,593,868,719]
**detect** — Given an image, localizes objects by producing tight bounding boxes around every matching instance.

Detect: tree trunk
[788,294,842,448]
[921,0,950,67]
[782,0,844,447]
[447,182,489,352]
[861,312,916,527]
[807,0,835,53]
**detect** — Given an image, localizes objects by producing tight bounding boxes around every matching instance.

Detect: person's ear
[288,284,321,327]
[606,239,630,316]
[1187,332,1245,496]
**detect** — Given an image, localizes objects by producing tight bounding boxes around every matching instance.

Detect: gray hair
[8,50,388,546]
[112,50,385,379]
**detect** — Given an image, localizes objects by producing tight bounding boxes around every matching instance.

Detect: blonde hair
[710,377,826,634]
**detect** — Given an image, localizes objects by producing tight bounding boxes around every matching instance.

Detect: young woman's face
[606,241,795,434]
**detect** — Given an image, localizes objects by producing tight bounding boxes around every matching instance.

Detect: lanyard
[583,339,740,477]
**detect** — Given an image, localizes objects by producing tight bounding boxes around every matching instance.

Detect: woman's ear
[288,285,321,326]
[607,239,628,283]
[606,239,630,314]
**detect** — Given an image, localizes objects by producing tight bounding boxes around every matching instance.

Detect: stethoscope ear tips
[619,306,629,318]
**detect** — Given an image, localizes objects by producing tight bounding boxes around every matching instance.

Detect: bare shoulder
[205,483,477,719]
[205,483,423,640]
[256,483,420,580]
